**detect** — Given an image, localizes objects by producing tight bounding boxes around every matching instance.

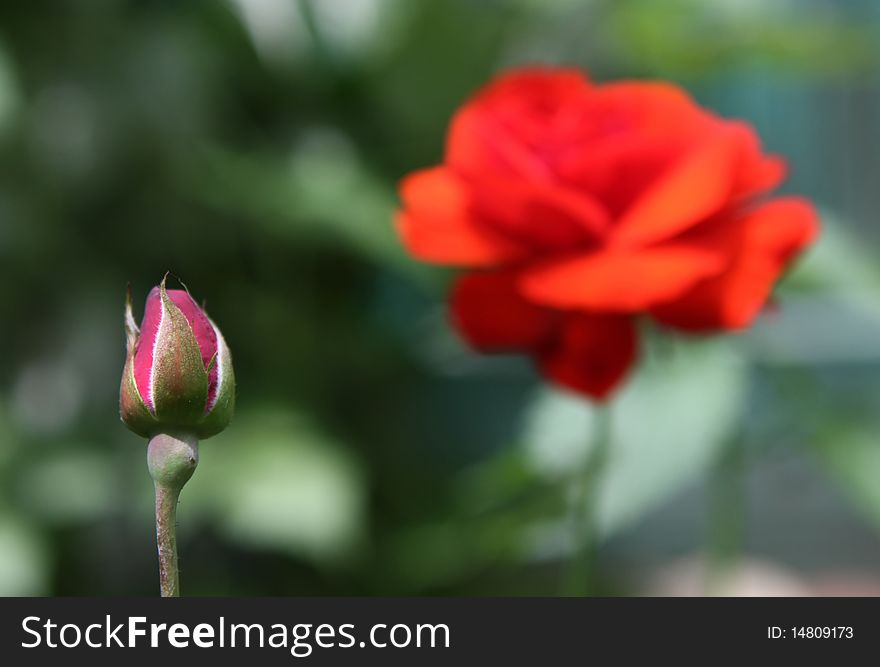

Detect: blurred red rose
[395,67,818,399]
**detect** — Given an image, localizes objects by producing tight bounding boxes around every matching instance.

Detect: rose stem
[147,432,199,598]
[153,483,181,597]
[706,435,746,594]
[563,405,612,596]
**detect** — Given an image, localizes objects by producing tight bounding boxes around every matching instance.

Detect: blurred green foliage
[2,0,880,595]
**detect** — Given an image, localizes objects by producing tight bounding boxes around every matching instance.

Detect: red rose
[396,67,818,399]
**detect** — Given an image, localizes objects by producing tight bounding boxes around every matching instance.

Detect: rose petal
[397,167,524,265]
[133,286,218,413]
[519,246,726,312]
[558,135,687,219]
[574,81,714,153]
[554,82,717,213]
[610,127,743,247]
[469,174,609,248]
[650,198,819,331]
[447,68,593,180]
[729,122,787,200]
[133,288,162,411]
[450,271,558,351]
[537,313,637,400]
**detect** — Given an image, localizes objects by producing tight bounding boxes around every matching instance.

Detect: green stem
[147,432,199,598]
[154,482,182,597]
[563,405,612,596]
[706,436,746,594]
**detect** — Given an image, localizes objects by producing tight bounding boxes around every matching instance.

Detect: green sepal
[124,284,139,357]
[151,277,210,427]
[195,320,235,439]
[119,342,157,438]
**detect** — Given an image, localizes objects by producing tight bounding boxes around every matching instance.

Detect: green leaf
[784,210,880,295]
[190,408,366,565]
[811,424,880,528]
[523,338,748,540]
[184,136,410,271]
[0,513,49,595]
[745,213,880,365]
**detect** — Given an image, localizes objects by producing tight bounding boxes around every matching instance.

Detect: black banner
[0,597,875,664]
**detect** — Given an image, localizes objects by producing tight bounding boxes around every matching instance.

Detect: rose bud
[120,276,235,439]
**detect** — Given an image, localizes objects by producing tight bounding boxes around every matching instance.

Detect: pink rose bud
[120,276,235,439]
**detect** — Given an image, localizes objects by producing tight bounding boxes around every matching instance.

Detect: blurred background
[1,0,880,596]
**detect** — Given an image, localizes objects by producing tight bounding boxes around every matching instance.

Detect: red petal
[133,288,162,410]
[610,127,742,247]
[450,271,558,351]
[468,174,609,248]
[447,68,593,180]
[558,135,684,219]
[519,246,726,312]
[555,82,716,215]
[396,168,523,266]
[537,313,637,400]
[651,198,819,331]
[578,81,713,145]
[133,287,219,412]
[729,122,787,200]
